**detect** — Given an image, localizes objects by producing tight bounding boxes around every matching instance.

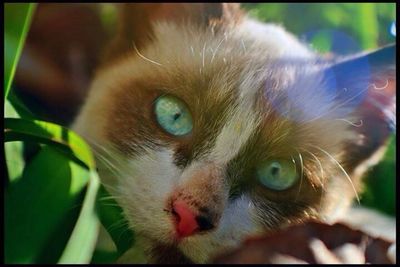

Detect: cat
[72,3,395,263]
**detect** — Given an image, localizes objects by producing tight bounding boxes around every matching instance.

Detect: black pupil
[173,112,181,120]
[271,166,280,177]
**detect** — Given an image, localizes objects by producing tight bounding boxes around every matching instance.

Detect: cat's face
[72,4,395,263]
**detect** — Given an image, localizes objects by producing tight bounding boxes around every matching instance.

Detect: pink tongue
[173,201,198,238]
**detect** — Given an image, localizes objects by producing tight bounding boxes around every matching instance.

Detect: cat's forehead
[103,21,315,107]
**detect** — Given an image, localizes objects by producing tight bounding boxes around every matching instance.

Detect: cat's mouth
[134,211,201,263]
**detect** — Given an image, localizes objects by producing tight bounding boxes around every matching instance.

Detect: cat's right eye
[256,159,299,191]
[154,95,193,136]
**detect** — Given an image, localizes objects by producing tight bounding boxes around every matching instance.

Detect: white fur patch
[114,147,181,242]
[209,107,257,165]
[209,64,263,165]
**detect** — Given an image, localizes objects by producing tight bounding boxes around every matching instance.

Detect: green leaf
[4,140,24,183]
[353,3,378,49]
[310,31,332,53]
[4,97,20,119]
[4,3,36,99]
[4,118,95,169]
[360,134,396,216]
[91,249,119,264]
[4,100,24,183]
[6,89,36,119]
[5,116,103,263]
[58,170,101,263]
[4,97,36,184]
[5,146,90,263]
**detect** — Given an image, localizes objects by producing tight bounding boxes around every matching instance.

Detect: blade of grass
[4,3,37,99]
[58,170,101,263]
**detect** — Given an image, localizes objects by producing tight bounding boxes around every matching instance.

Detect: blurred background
[9,3,396,215]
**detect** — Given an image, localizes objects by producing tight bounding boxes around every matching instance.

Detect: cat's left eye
[256,159,299,191]
[154,95,193,136]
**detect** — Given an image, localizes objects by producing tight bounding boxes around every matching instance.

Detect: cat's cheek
[216,195,263,246]
[111,148,182,241]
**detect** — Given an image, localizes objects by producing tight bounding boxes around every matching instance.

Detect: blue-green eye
[154,95,193,136]
[256,159,298,191]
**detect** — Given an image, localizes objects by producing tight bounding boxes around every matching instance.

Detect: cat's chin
[136,233,193,263]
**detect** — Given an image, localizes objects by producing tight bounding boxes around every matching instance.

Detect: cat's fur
[72,4,395,263]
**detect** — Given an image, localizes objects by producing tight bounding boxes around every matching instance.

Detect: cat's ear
[330,44,395,174]
[102,3,242,62]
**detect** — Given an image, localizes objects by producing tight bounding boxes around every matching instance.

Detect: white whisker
[312,145,360,203]
[305,151,324,187]
[96,153,124,178]
[99,195,125,201]
[202,41,207,69]
[307,81,372,123]
[190,45,195,57]
[241,39,247,53]
[211,37,225,63]
[302,149,327,210]
[84,138,126,179]
[133,42,163,66]
[294,152,304,201]
[335,118,363,127]
[106,218,130,233]
[98,203,123,208]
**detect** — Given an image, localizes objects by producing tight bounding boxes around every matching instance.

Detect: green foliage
[4,118,106,264]
[5,146,91,263]
[4,3,36,99]
[360,135,396,216]
[243,3,396,52]
[58,168,100,263]
[4,4,133,263]
[5,118,96,169]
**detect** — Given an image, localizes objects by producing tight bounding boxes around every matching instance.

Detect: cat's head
[72,4,395,263]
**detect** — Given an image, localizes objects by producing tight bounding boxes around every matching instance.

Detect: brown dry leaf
[213,221,394,264]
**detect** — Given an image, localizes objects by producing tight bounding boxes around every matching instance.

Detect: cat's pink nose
[172,200,199,238]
